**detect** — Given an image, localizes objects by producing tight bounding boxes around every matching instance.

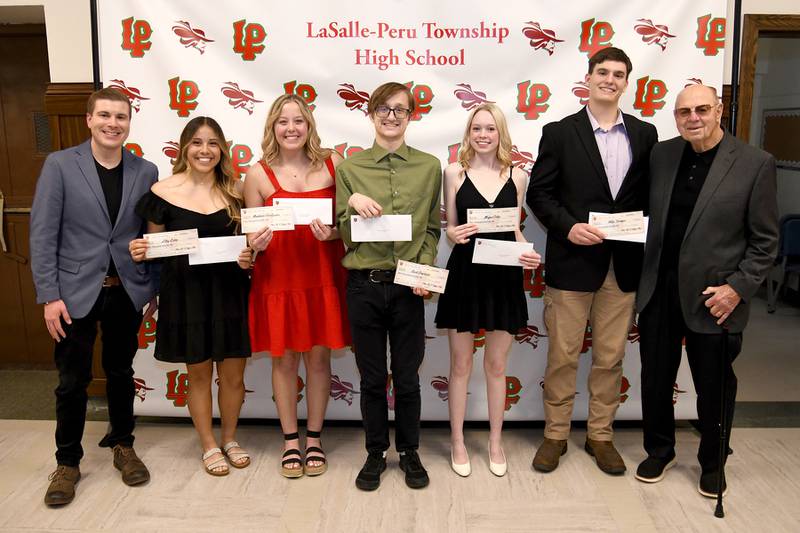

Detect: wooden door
[0,25,53,366]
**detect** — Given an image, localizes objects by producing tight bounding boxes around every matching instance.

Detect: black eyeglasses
[375,106,410,119]
[674,104,718,119]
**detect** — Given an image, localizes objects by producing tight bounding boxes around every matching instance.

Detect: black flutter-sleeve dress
[136,191,251,363]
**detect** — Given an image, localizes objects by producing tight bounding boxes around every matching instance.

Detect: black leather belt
[102,276,121,287]
[355,269,396,283]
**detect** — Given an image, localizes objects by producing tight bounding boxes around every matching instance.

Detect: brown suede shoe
[532,438,568,472]
[44,465,81,506]
[113,445,150,486]
[585,438,626,475]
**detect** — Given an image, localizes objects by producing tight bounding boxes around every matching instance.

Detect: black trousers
[346,271,426,453]
[54,286,143,466]
[639,272,741,473]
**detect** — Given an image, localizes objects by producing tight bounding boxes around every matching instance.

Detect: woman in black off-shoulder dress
[129,116,252,477]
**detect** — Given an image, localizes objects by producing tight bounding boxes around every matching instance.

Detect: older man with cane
[635,84,778,503]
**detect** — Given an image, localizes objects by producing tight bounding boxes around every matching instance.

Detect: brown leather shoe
[113,445,150,486]
[585,438,626,475]
[532,438,568,472]
[44,465,80,506]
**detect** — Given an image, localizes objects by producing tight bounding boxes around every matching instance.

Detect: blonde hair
[260,94,331,169]
[457,103,513,175]
[173,116,242,228]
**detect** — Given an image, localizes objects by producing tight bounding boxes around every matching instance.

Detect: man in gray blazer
[30,88,158,506]
[635,84,778,497]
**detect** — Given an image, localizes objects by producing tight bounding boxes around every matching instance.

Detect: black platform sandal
[281,432,303,478]
[304,429,327,476]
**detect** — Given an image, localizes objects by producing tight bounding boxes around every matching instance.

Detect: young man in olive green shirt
[336,82,442,491]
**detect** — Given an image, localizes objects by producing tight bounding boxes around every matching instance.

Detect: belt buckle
[368,269,380,283]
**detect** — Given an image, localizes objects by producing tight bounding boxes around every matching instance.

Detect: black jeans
[54,287,143,466]
[639,272,741,474]
[346,270,426,453]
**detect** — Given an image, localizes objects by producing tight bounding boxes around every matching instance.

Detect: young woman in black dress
[435,103,542,477]
[129,117,252,476]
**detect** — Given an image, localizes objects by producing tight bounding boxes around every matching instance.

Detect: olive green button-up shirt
[335,141,442,270]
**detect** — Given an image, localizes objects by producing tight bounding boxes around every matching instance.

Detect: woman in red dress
[245,94,350,478]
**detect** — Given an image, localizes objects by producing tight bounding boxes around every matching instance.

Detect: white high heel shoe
[451,448,471,477]
[489,441,507,477]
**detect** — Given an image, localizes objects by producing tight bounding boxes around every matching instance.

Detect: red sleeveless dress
[248,158,351,355]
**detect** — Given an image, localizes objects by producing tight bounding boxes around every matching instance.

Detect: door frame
[736,14,800,142]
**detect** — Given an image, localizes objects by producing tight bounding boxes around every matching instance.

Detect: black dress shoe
[635,455,676,483]
[399,450,429,489]
[698,470,728,498]
[355,451,387,491]
[44,465,81,506]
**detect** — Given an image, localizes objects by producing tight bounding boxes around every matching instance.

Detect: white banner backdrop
[97,0,727,419]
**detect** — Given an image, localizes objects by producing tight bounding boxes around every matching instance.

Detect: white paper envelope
[241,206,294,233]
[273,198,333,225]
[471,238,533,267]
[351,214,412,242]
[144,229,199,259]
[393,260,449,293]
[188,235,247,265]
[588,211,646,242]
[466,207,519,233]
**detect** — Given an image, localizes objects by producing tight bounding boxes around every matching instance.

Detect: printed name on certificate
[144,229,199,259]
[241,206,295,233]
[466,207,519,233]
[393,260,449,293]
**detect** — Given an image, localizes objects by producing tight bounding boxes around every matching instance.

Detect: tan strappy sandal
[222,441,251,469]
[202,447,229,476]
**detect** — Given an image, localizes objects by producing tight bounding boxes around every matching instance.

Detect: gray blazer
[637,132,778,334]
[30,140,159,319]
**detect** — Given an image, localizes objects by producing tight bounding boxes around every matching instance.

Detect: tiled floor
[1,421,798,532]
[1,293,796,531]
[735,294,800,402]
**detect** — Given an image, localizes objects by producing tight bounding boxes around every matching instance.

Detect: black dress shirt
[94,158,123,277]
[660,141,721,274]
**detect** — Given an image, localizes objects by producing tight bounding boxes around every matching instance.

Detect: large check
[466,207,519,233]
[241,206,295,233]
[393,260,449,293]
[144,229,199,259]
[588,211,646,242]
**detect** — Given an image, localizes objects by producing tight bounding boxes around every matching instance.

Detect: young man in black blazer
[527,47,657,475]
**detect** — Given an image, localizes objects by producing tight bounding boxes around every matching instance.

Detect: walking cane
[714,324,729,518]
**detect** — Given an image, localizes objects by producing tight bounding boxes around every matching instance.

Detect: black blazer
[637,132,778,334]
[526,107,657,292]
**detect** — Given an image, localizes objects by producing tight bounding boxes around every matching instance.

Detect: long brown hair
[173,116,242,227]
[457,103,513,176]
[260,94,331,169]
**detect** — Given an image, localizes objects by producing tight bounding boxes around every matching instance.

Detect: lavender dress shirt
[586,107,632,199]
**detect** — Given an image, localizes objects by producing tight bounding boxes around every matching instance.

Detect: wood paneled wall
[45,82,93,151]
